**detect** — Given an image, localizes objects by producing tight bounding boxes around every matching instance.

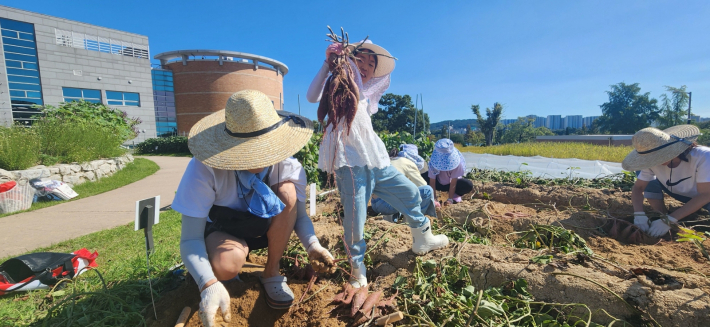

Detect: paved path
[0,156,191,258]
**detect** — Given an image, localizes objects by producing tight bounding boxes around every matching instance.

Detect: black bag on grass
[0,252,76,286]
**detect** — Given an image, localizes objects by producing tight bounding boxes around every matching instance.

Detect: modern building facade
[546,115,562,130]
[0,5,156,142]
[153,50,288,134]
[563,115,583,129]
[151,68,176,136]
[583,116,599,128]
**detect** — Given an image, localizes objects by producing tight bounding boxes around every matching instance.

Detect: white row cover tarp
[461,153,626,180]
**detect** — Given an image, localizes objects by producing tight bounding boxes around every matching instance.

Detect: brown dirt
[148,183,710,327]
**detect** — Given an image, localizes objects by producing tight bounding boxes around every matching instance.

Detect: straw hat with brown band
[622,125,701,172]
[188,89,314,170]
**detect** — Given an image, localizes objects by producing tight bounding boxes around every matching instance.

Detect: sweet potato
[359,290,382,318]
[350,286,369,317]
[333,283,353,303]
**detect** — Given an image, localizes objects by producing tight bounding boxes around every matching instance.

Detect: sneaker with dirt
[410,220,449,255]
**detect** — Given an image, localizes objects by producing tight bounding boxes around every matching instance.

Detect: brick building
[153,50,288,135]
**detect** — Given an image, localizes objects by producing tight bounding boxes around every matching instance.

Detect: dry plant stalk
[317,26,364,134]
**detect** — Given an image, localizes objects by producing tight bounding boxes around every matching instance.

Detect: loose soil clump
[149,182,710,326]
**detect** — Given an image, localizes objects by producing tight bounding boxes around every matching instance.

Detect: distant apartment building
[583,116,600,128]
[526,115,547,128]
[0,5,157,142]
[546,115,562,130]
[563,115,583,129]
[500,118,517,126]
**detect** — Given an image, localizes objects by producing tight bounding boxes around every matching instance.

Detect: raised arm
[306,61,330,103]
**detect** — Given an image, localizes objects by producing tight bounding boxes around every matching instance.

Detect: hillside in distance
[430,119,479,131]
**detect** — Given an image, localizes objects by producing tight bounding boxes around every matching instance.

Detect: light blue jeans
[335,165,428,266]
[371,185,436,218]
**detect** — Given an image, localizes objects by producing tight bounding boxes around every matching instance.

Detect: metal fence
[54,29,149,59]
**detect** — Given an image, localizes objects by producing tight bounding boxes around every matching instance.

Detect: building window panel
[3,45,36,55]
[62,87,101,103]
[106,91,140,106]
[2,37,36,48]
[9,83,41,91]
[1,30,17,38]
[5,60,22,68]
[23,62,38,70]
[7,68,39,76]
[7,75,39,83]
[5,53,36,62]
[10,90,25,97]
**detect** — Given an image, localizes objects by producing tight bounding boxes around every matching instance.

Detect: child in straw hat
[307,39,449,289]
[172,90,334,326]
[623,124,710,237]
[422,138,474,206]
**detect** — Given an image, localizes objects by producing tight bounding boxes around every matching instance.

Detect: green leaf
[530,254,553,264]
[462,285,476,297]
[422,259,437,269]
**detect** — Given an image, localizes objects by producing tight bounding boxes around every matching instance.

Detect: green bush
[34,119,125,164]
[134,136,190,155]
[0,125,41,170]
[39,100,141,142]
[378,131,435,160]
[294,133,329,188]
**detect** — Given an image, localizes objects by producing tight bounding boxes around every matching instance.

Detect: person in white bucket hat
[423,138,474,205]
[623,124,710,237]
[171,90,335,326]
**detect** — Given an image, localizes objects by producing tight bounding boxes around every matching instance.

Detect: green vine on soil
[466,168,636,191]
[393,257,632,327]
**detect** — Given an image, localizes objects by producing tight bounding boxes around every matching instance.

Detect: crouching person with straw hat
[623,124,710,238]
[171,90,335,326]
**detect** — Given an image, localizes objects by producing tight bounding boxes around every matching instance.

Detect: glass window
[62,87,101,103]
[10,90,25,97]
[5,53,36,62]
[2,37,36,48]
[7,68,39,76]
[1,30,17,38]
[26,91,41,98]
[0,18,35,34]
[18,33,34,41]
[8,75,39,83]
[106,91,123,100]
[105,91,140,106]
[3,45,36,55]
[9,83,41,91]
[23,62,38,70]
[5,60,21,68]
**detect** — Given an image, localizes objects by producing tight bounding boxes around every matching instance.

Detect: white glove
[648,215,677,237]
[633,212,650,232]
[199,282,231,327]
[307,242,335,265]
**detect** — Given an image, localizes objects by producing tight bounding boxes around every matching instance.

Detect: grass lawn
[0,209,183,327]
[457,142,633,163]
[0,158,159,219]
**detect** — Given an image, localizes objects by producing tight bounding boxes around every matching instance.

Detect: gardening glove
[307,241,335,273]
[633,212,650,232]
[326,43,345,58]
[648,215,677,237]
[434,201,441,209]
[199,282,231,327]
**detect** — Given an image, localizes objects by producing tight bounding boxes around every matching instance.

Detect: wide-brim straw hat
[188,90,313,170]
[347,40,395,78]
[622,125,700,171]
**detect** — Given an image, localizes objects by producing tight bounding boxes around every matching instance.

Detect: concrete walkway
[0,156,191,258]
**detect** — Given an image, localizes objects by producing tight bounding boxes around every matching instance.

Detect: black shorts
[204,205,271,251]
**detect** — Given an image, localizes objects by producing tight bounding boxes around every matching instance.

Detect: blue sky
[5,0,709,123]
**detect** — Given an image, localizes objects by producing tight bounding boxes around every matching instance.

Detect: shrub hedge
[134,136,190,155]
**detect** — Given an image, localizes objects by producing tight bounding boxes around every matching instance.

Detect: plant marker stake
[310,183,316,216]
[174,306,191,327]
[136,196,160,320]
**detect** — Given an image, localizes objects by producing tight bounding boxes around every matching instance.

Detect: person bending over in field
[623,125,710,237]
[370,145,437,222]
[422,138,474,206]
[172,90,334,326]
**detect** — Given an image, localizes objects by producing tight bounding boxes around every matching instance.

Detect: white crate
[0,184,34,214]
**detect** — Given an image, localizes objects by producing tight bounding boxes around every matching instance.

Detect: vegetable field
[147,179,710,327]
[458,142,633,163]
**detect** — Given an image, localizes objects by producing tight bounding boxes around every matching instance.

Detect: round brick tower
[153,50,288,135]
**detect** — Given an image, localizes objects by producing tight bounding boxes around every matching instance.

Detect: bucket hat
[347,40,395,78]
[622,125,700,171]
[429,139,464,172]
[188,90,313,170]
[398,144,426,172]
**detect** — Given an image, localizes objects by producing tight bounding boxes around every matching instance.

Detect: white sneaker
[411,220,449,255]
[348,261,367,288]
